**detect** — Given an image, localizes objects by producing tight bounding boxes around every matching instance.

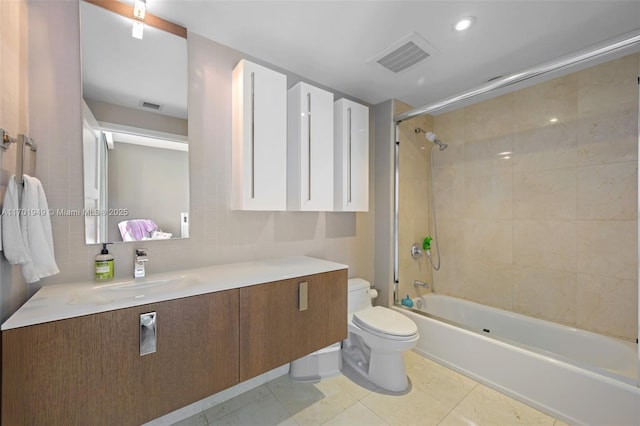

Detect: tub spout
[413,280,430,290]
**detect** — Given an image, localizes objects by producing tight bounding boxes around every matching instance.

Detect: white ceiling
[81,1,188,119]
[82,1,640,117]
[150,0,640,109]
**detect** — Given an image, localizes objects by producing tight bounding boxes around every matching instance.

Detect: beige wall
[0,0,29,322]
[107,142,189,241]
[421,53,639,341]
[20,1,374,307]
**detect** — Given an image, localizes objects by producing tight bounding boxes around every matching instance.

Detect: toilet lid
[353,306,418,337]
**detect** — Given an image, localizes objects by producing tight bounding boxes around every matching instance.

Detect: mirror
[80,1,189,244]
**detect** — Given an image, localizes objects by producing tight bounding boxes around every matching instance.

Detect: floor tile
[203,384,271,422]
[407,356,477,408]
[211,393,291,426]
[313,373,372,401]
[321,402,387,426]
[455,384,556,426]
[267,375,358,419]
[403,350,424,369]
[173,352,566,426]
[360,385,451,426]
[437,410,478,426]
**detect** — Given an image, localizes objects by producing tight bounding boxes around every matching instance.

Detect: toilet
[342,278,419,392]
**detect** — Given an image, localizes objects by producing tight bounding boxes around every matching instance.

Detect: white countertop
[2,256,348,331]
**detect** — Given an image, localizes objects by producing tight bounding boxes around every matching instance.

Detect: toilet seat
[352,306,418,341]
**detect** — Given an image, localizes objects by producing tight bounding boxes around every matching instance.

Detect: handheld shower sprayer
[414,128,448,151]
[411,127,445,271]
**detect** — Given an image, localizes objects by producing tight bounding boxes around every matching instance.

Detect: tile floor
[175,351,568,426]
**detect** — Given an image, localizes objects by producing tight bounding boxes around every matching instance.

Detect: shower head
[415,128,448,151]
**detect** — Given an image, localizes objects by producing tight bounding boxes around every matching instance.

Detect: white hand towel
[20,175,59,283]
[1,175,32,265]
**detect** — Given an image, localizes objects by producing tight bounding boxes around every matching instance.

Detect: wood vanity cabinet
[239,269,348,381]
[1,289,239,426]
[1,267,347,424]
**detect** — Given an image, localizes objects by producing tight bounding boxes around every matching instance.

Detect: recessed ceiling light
[549,117,558,123]
[454,16,476,32]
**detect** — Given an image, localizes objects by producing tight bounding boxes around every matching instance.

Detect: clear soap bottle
[95,243,114,281]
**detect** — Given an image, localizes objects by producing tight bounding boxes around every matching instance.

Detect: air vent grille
[140,101,162,111]
[376,41,429,73]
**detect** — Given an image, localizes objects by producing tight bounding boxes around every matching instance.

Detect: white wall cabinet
[334,99,369,211]
[232,60,287,210]
[287,82,334,211]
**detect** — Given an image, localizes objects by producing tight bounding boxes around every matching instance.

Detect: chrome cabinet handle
[250,71,255,199]
[347,106,352,204]
[307,92,312,201]
[140,312,157,356]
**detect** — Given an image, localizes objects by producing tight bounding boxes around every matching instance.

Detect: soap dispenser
[95,243,114,282]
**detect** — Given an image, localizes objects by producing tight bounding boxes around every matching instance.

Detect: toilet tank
[347,278,374,313]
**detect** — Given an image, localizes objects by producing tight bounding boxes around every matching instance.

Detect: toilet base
[341,342,409,392]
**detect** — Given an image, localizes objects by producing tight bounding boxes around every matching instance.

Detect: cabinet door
[2,290,239,426]
[334,99,369,211]
[239,269,347,381]
[287,82,334,211]
[139,290,239,421]
[232,59,287,211]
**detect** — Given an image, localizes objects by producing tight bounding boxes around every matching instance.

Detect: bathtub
[393,294,640,425]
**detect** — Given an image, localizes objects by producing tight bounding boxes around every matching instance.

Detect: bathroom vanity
[1,256,347,425]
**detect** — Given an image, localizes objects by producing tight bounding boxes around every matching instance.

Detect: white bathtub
[393,294,640,425]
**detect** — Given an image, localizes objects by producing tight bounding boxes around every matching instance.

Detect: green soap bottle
[95,243,114,281]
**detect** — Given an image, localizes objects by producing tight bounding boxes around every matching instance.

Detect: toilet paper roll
[369,288,379,299]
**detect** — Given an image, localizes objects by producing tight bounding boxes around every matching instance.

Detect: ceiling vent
[377,41,429,73]
[140,100,162,111]
[368,32,439,74]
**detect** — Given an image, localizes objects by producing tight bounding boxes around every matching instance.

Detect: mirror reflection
[80,0,189,244]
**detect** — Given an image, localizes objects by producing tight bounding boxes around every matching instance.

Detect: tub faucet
[413,280,430,290]
[134,248,148,278]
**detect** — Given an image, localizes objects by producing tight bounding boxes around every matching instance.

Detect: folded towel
[20,175,59,283]
[1,175,32,265]
[118,219,158,241]
[151,230,172,239]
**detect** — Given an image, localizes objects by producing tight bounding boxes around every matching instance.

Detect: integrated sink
[82,275,201,303]
[94,277,189,291]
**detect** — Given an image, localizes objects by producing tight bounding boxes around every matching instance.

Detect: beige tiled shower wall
[395,101,434,300]
[427,53,639,341]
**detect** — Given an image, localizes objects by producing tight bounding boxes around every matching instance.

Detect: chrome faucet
[413,280,430,290]
[134,248,148,278]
